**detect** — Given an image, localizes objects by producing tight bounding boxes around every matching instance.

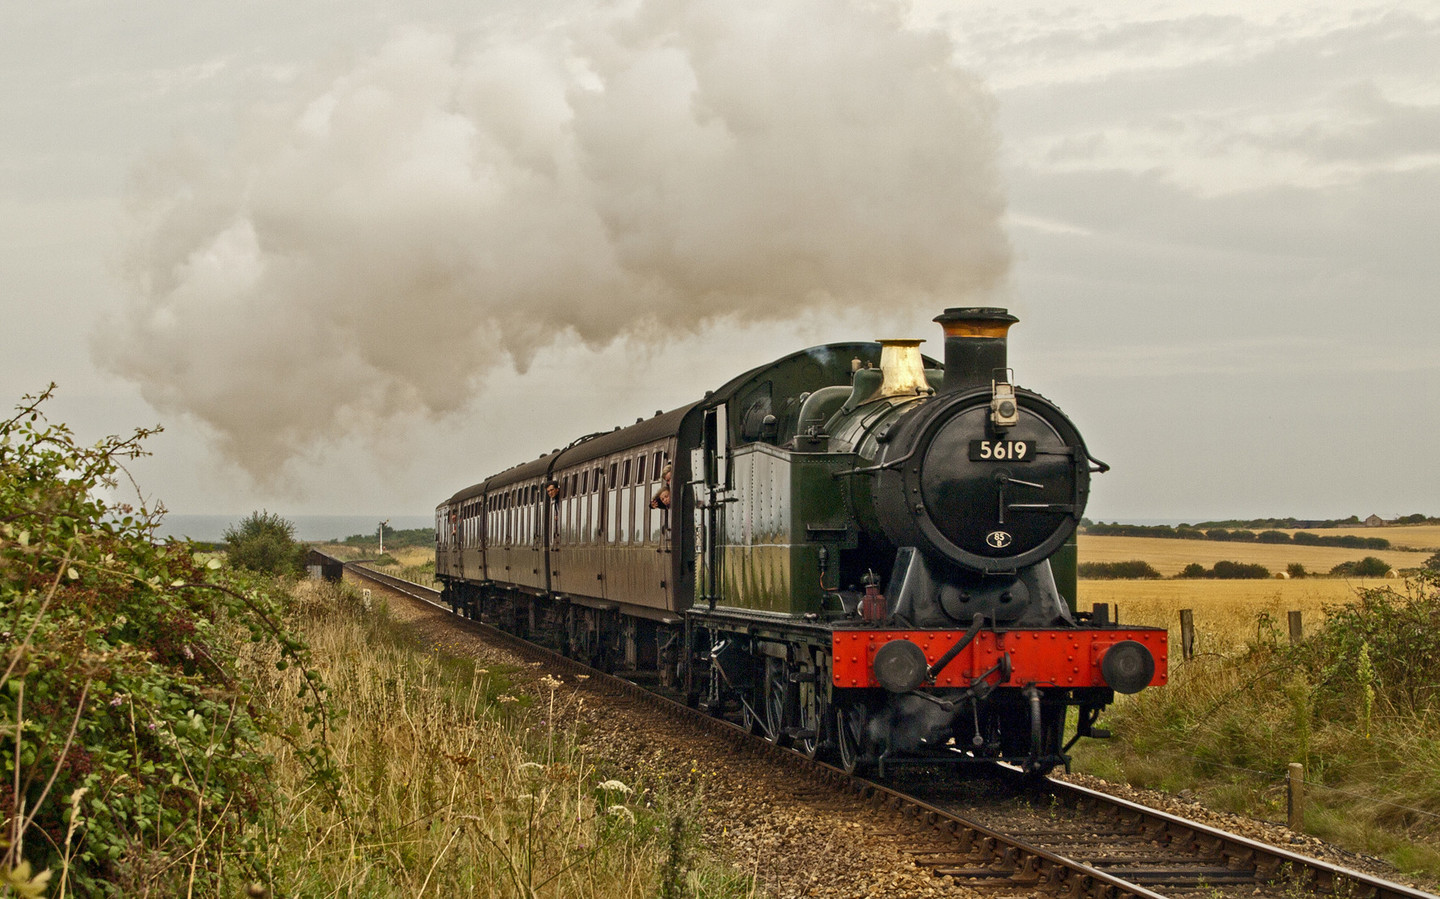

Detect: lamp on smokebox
[990,369,1019,430]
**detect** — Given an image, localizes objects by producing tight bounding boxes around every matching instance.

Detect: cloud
[96,0,1012,482]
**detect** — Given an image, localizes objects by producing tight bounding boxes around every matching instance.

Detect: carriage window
[594,467,603,492]
[609,463,617,487]
[653,450,663,478]
[581,471,589,493]
[622,459,632,487]
[637,455,647,484]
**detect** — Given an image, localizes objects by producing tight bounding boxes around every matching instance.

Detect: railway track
[345,563,1435,899]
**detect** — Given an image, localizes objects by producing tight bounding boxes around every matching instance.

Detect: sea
[156,514,434,544]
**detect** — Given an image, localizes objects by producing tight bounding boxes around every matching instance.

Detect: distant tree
[1212,560,1270,579]
[224,510,305,574]
[1257,530,1291,544]
[1426,552,1440,572]
[1078,560,1162,579]
[1331,556,1392,578]
[1178,563,1208,579]
[1287,563,1308,579]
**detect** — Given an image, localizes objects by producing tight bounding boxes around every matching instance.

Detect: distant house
[1364,514,1386,527]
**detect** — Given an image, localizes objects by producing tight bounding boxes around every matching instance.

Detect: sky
[2,0,1437,525]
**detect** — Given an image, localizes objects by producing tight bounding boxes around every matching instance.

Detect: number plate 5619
[969,440,1033,462]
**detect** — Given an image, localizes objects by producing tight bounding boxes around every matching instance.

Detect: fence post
[1288,610,1304,645]
[1179,609,1195,661]
[1288,762,1305,831]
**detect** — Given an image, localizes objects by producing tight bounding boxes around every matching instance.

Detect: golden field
[1078,534,1428,577]
[1273,524,1440,550]
[1075,577,1375,650]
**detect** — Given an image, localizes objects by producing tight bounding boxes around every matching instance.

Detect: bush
[1331,556,1392,578]
[1078,560,1162,579]
[1211,560,1271,579]
[1425,552,1440,572]
[1175,561,1271,579]
[1257,530,1291,544]
[1287,563,1308,579]
[224,510,306,574]
[0,386,330,894]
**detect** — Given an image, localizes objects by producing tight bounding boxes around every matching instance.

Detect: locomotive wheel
[763,659,793,747]
[740,694,764,735]
[798,681,829,760]
[835,703,870,776]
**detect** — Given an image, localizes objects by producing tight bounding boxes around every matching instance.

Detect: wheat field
[1078,534,1428,577]
[1075,577,1374,649]
[1273,524,1440,550]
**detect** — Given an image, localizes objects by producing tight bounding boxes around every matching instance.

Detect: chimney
[934,307,1018,394]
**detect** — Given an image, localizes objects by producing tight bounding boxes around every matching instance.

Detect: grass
[1079,535,1428,578]
[1072,574,1440,883]
[232,580,753,897]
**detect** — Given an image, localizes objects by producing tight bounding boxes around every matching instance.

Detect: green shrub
[1211,560,1270,579]
[1078,560,1162,579]
[0,386,329,895]
[224,510,305,574]
[1331,557,1392,578]
[1424,552,1440,572]
[1175,561,1270,579]
[1287,563,1308,579]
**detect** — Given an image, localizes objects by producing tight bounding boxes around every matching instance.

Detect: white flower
[597,779,632,795]
[607,805,635,822]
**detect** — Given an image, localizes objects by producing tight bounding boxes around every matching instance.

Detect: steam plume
[98,0,1011,480]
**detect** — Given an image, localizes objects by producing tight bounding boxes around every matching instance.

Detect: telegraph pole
[379,519,389,554]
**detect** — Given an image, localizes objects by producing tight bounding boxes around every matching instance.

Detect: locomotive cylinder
[934,307,1019,393]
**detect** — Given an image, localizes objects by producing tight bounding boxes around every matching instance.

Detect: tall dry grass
[231,581,752,898]
[1074,574,1440,881]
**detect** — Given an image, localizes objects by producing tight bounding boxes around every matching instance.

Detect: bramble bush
[0,386,333,896]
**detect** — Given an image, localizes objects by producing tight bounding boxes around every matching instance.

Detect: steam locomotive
[435,308,1166,775]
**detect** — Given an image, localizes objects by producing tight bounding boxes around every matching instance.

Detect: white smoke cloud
[98,0,1011,481]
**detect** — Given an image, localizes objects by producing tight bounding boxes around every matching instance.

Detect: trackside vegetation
[255,581,751,897]
[2,388,744,897]
[1077,572,1440,879]
[0,386,328,895]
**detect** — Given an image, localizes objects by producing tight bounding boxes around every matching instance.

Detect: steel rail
[342,564,1435,899]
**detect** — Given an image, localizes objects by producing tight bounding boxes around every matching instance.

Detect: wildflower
[575,674,589,681]
[498,694,519,704]
[607,805,635,822]
[538,675,562,690]
[109,694,124,707]
[182,645,195,660]
[597,779,632,795]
